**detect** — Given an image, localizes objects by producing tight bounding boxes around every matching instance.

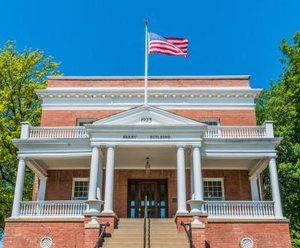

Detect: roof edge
[47,75,251,80]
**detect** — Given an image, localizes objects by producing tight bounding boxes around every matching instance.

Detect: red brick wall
[206,222,291,248]
[41,109,256,126]
[3,221,84,248]
[203,170,251,200]
[3,220,291,248]
[45,170,89,200]
[169,109,257,126]
[43,169,251,215]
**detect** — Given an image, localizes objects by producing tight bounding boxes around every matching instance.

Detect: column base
[176,209,189,215]
[84,200,104,215]
[187,199,205,214]
[101,209,115,214]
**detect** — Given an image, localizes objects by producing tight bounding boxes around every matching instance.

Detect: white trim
[40,105,256,111]
[203,177,225,200]
[72,178,89,200]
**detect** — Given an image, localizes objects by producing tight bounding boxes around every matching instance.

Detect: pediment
[91,105,206,127]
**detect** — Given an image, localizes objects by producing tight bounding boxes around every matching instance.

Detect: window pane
[74,180,89,200]
[204,180,223,201]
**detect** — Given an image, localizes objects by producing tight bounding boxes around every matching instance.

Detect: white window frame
[203,178,225,201]
[76,118,97,126]
[72,177,89,200]
[199,118,220,126]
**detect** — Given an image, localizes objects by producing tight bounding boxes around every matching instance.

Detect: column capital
[248,176,258,181]
[176,144,187,148]
[39,177,48,181]
[17,156,26,161]
[106,144,116,149]
[191,144,201,149]
[268,156,277,160]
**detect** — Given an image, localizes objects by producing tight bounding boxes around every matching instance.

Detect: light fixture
[145,157,151,175]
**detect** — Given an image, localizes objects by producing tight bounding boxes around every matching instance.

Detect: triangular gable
[92,105,206,127]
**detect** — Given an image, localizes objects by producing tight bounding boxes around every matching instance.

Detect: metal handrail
[181,222,195,248]
[143,195,148,248]
[148,217,150,248]
[94,222,110,248]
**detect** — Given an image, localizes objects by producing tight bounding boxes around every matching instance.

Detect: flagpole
[144,19,149,105]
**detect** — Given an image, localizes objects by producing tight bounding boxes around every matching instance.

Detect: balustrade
[204,201,275,218]
[29,127,88,139]
[19,201,88,217]
[27,126,268,139]
[205,126,267,138]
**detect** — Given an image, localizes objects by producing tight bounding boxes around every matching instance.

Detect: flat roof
[47,75,251,80]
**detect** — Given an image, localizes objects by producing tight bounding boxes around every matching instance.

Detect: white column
[176,145,188,214]
[192,146,204,200]
[269,157,283,217]
[37,177,48,201]
[88,146,99,200]
[103,145,115,214]
[250,177,260,201]
[190,158,194,199]
[97,151,103,200]
[11,157,26,217]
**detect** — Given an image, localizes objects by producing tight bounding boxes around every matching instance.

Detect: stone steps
[102,218,188,248]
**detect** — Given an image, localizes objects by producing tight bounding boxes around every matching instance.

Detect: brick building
[3,76,292,247]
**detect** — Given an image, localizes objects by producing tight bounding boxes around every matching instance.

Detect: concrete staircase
[102,218,189,248]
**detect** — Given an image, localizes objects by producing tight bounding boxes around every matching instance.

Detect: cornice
[36,88,261,99]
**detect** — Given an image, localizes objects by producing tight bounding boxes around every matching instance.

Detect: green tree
[0,41,60,236]
[256,32,300,247]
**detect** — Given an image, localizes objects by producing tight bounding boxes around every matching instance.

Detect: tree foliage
[256,32,300,247]
[0,41,59,236]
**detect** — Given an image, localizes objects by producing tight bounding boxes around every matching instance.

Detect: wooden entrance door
[128,179,168,218]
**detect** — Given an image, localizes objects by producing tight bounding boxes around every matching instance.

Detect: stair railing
[181,221,195,248]
[144,195,150,248]
[94,222,110,248]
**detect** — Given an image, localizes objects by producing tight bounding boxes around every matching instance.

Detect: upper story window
[203,178,224,201]
[200,119,220,126]
[76,119,97,126]
[72,178,89,200]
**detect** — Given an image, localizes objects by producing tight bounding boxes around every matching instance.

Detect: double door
[128,179,168,218]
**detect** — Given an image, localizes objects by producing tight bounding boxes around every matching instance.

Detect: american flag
[148,32,188,57]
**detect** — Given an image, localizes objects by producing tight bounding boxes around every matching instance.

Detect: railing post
[263,121,274,138]
[21,122,31,139]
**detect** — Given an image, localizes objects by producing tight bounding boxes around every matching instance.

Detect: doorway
[127,179,168,218]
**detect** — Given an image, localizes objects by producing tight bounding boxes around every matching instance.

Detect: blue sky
[0,0,300,88]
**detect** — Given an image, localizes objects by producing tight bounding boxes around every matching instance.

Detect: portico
[10,105,284,220]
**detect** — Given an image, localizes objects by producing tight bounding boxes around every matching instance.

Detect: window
[200,119,220,126]
[203,178,224,201]
[76,119,97,126]
[72,178,89,200]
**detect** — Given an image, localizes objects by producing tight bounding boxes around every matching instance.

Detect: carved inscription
[140,117,152,123]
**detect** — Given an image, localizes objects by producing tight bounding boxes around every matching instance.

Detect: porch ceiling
[32,147,261,172]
